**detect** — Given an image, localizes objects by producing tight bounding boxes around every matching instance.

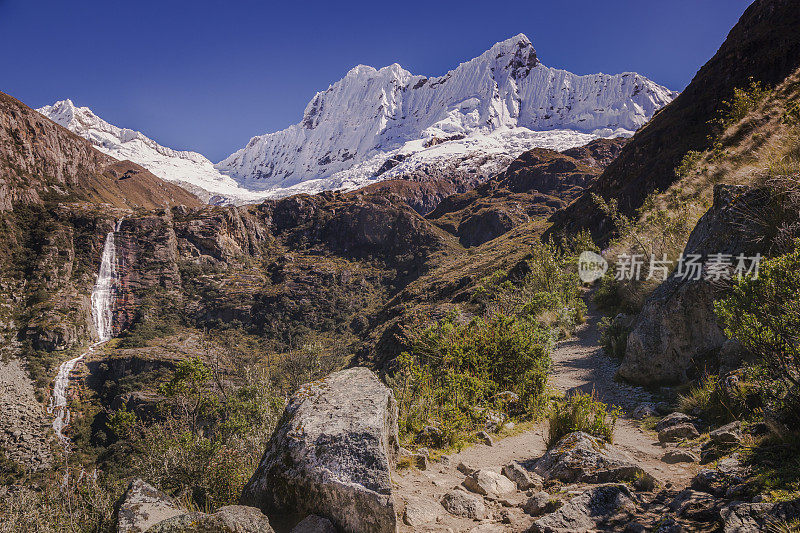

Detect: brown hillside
[546,0,800,242]
[0,91,202,211]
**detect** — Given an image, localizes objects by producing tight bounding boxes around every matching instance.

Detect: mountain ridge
[218,33,676,190]
[38,34,676,204]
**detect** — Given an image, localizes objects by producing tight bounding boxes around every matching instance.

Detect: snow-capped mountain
[37,100,269,203]
[218,34,677,191]
[38,34,676,204]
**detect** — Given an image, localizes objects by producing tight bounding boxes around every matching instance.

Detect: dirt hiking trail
[394,293,700,532]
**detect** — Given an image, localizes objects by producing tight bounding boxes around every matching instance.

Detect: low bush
[547,390,621,446]
[394,313,552,447]
[678,373,756,424]
[715,246,800,420]
[598,315,629,359]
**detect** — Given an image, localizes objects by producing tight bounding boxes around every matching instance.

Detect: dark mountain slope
[427,138,626,246]
[546,0,800,242]
[0,91,202,211]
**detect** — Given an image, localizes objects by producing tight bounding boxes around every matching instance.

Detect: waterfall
[49,220,122,445]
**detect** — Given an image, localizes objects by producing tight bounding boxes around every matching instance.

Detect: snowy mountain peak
[217,34,677,190]
[37,100,269,204]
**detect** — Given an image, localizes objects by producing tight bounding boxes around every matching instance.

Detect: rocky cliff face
[546,0,800,243]
[427,138,626,246]
[620,184,800,385]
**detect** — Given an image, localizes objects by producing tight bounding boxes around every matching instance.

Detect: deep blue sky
[0,0,752,161]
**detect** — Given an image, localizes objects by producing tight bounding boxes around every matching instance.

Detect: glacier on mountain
[217,33,677,191]
[37,100,270,204]
[38,34,677,203]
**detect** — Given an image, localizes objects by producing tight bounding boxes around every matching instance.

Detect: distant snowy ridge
[217,33,677,190]
[37,100,269,204]
[38,33,677,204]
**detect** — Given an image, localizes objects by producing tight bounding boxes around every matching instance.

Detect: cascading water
[49,220,122,445]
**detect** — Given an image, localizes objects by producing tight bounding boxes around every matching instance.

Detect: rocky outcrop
[117,479,274,533]
[529,484,637,533]
[619,184,800,384]
[720,498,800,532]
[241,367,400,533]
[116,479,186,533]
[534,432,652,485]
[427,138,626,247]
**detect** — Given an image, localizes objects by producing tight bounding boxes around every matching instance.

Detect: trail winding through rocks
[394,293,699,532]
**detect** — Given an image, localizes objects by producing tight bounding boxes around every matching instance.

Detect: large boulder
[529,484,637,533]
[534,432,653,485]
[620,184,800,385]
[440,489,487,520]
[240,367,400,533]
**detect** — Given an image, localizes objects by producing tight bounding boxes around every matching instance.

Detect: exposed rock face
[240,367,400,533]
[290,515,338,533]
[720,498,800,532]
[147,506,274,533]
[427,138,626,247]
[116,479,186,533]
[534,432,651,484]
[546,0,800,242]
[620,184,800,384]
[529,484,637,533]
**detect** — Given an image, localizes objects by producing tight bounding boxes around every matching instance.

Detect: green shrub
[678,373,756,424]
[547,390,621,446]
[598,316,629,359]
[715,246,800,419]
[394,314,552,447]
[712,78,772,131]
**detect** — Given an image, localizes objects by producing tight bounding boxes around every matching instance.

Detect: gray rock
[457,461,476,475]
[502,461,542,490]
[710,421,743,444]
[484,410,507,432]
[529,484,637,533]
[721,499,800,532]
[463,469,516,497]
[619,184,795,385]
[477,431,494,446]
[116,479,184,533]
[522,491,552,516]
[631,403,658,420]
[659,423,700,442]
[662,449,699,464]
[290,515,337,533]
[668,489,721,521]
[147,506,274,532]
[416,425,443,446]
[691,455,746,496]
[440,489,487,519]
[655,412,696,433]
[402,497,443,526]
[534,432,654,485]
[240,367,399,533]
